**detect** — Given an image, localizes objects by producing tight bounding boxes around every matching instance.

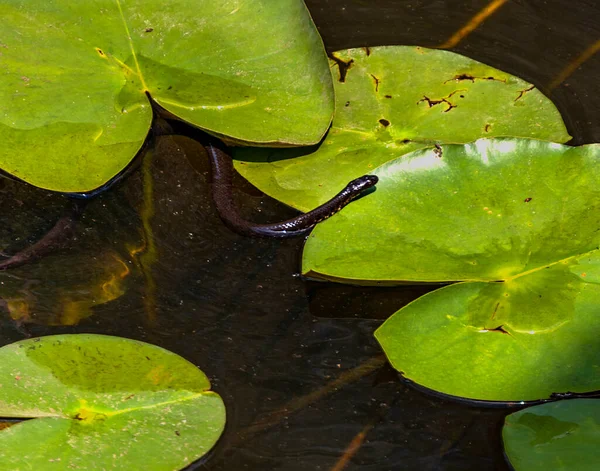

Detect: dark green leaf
[503,399,600,470]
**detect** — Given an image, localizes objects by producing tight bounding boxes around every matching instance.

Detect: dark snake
[0,126,378,269]
[205,136,378,238]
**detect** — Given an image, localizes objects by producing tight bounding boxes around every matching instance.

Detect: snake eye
[360,175,379,189]
[349,175,378,193]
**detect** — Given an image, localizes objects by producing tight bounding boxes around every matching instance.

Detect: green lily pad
[0,0,333,192]
[234,46,571,212]
[0,334,225,470]
[303,138,600,401]
[503,399,600,471]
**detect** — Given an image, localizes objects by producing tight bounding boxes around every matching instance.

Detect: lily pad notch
[0,0,334,192]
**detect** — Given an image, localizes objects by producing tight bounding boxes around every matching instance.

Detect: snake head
[349,175,379,193]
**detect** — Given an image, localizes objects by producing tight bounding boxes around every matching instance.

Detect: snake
[0,123,379,270]
[205,136,378,238]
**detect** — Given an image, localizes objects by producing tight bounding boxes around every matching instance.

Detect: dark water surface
[1,1,599,470]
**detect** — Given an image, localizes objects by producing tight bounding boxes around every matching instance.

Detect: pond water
[1,1,599,469]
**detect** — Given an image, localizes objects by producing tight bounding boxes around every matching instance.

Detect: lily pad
[0,334,225,470]
[503,399,600,471]
[234,46,571,212]
[304,138,600,401]
[0,0,333,192]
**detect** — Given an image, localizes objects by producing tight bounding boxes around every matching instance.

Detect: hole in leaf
[370,74,381,92]
[444,74,506,84]
[329,53,354,83]
[515,85,535,101]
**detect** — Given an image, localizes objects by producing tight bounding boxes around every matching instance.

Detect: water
[1,1,599,469]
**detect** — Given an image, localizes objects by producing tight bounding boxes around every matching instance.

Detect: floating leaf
[0,0,333,192]
[0,334,225,470]
[303,138,600,401]
[234,46,571,212]
[503,399,600,471]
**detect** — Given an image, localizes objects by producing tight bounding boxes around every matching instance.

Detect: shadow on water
[1,1,599,470]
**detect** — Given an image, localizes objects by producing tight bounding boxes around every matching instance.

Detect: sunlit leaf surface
[234,46,570,212]
[303,138,600,400]
[0,334,225,470]
[0,0,333,192]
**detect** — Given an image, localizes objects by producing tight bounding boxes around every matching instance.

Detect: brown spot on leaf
[515,85,535,101]
[524,197,532,202]
[363,46,371,56]
[385,94,393,99]
[417,89,465,112]
[370,74,381,92]
[379,118,390,127]
[489,325,511,335]
[144,27,154,33]
[419,96,456,112]
[329,53,354,83]
[444,74,506,84]
[491,302,500,320]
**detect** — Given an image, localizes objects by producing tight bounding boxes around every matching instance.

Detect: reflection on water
[1,1,599,470]
[1,251,130,327]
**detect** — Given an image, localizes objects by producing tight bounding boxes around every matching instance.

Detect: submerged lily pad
[234,46,571,212]
[0,334,225,470]
[503,399,600,471]
[0,0,333,192]
[303,138,600,401]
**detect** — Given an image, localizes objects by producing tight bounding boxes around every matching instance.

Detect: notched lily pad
[503,399,600,470]
[0,334,225,470]
[234,46,571,212]
[303,138,600,401]
[0,0,333,192]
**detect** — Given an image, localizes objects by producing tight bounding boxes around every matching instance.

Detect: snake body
[205,138,378,238]
[0,122,379,272]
